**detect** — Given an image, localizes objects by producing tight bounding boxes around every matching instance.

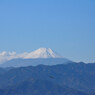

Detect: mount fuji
[0,48,72,67]
[23,48,63,59]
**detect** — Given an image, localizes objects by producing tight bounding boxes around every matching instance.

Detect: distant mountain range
[0,62,95,95]
[0,48,72,67]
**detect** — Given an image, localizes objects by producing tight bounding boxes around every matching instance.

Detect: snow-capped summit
[24,48,63,59]
[0,48,72,67]
[0,48,64,64]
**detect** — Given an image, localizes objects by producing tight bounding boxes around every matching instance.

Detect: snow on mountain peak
[0,48,63,64]
[24,48,63,59]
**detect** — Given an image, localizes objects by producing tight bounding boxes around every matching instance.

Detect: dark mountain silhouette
[0,62,95,94]
[0,79,87,95]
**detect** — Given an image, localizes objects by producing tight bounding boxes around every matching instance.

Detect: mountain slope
[0,79,87,95]
[0,63,95,94]
[0,58,71,67]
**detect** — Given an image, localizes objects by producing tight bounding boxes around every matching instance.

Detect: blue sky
[0,0,95,62]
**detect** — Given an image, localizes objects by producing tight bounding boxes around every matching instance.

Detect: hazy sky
[0,0,95,62]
